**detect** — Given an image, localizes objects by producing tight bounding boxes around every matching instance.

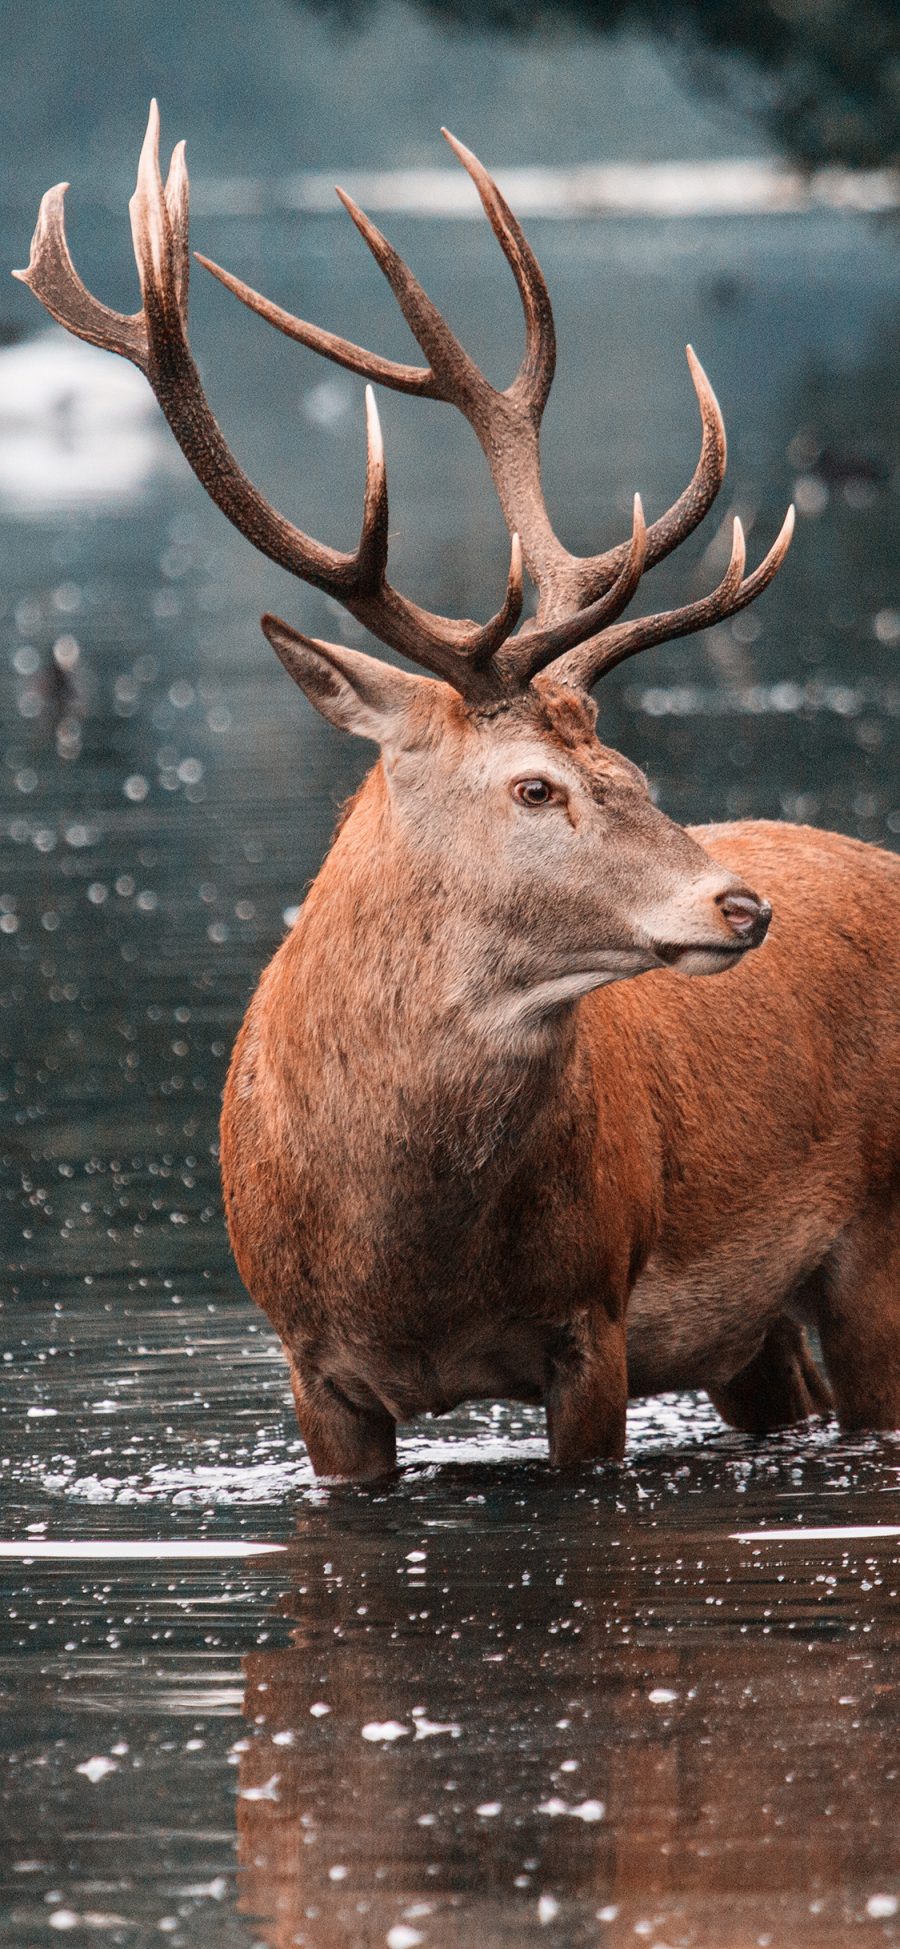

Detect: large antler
[17,105,793,702]
[199,125,793,691]
[13,103,524,705]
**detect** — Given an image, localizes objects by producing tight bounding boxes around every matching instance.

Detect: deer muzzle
[647,873,773,975]
[717,888,772,949]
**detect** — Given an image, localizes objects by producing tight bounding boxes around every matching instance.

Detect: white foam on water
[734,1525,900,1543]
[28,1457,316,1507]
[538,1796,606,1821]
[0,1539,285,1560]
[398,1433,547,1472]
[626,1393,724,1451]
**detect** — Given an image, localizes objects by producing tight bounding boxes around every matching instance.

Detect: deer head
[16,105,792,1005]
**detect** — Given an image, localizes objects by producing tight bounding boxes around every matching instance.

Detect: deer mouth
[654,939,747,963]
[653,939,750,975]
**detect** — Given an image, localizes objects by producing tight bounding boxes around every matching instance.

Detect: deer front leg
[545,1306,628,1468]
[288,1355,398,1482]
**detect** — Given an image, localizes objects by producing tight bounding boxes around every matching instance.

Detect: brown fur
[220,684,900,1478]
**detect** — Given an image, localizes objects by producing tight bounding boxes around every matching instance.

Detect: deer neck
[263,766,582,1168]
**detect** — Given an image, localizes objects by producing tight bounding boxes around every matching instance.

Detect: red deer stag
[18,105,900,1479]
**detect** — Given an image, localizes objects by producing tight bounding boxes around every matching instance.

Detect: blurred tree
[305,0,900,169]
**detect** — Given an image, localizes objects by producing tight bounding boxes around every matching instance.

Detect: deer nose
[717,888,772,948]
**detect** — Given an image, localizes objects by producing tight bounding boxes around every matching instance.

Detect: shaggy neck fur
[258,763,588,1182]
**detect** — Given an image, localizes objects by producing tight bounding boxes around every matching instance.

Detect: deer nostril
[718,889,772,946]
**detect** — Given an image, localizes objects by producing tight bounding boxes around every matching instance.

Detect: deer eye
[511,776,558,807]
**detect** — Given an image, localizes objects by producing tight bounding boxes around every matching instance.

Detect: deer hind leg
[287,1355,398,1481]
[815,1195,900,1431]
[545,1306,628,1468]
[708,1314,833,1435]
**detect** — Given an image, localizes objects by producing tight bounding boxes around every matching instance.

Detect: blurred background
[1,8,899,1945]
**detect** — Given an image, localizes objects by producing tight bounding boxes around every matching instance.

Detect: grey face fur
[274,637,766,1032]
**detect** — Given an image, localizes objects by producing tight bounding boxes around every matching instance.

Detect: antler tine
[163,138,191,320]
[440,128,556,420]
[557,507,794,693]
[349,385,522,670]
[12,181,147,364]
[333,186,491,416]
[469,534,524,668]
[502,495,647,686]
[195,250,443,399]
[356,386,389,593]
[573,348,727,604]
[354,525,523,689]
[126,101,360,595]
[130,100,183,333]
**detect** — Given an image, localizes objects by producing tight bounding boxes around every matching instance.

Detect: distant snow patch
[0,331,180,514]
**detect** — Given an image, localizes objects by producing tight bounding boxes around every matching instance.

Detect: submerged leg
[288,1355,398,1481]
[816,1199,900,1431]
[545,1306,628,1467]
[709,1315,833,1436]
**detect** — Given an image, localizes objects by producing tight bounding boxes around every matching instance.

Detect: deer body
[220,745,899,1476]
[21,105,899,1476]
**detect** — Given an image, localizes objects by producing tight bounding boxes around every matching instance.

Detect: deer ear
[261,614,436,748]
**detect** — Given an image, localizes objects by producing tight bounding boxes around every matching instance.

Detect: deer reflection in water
[234,1503,899,1949]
